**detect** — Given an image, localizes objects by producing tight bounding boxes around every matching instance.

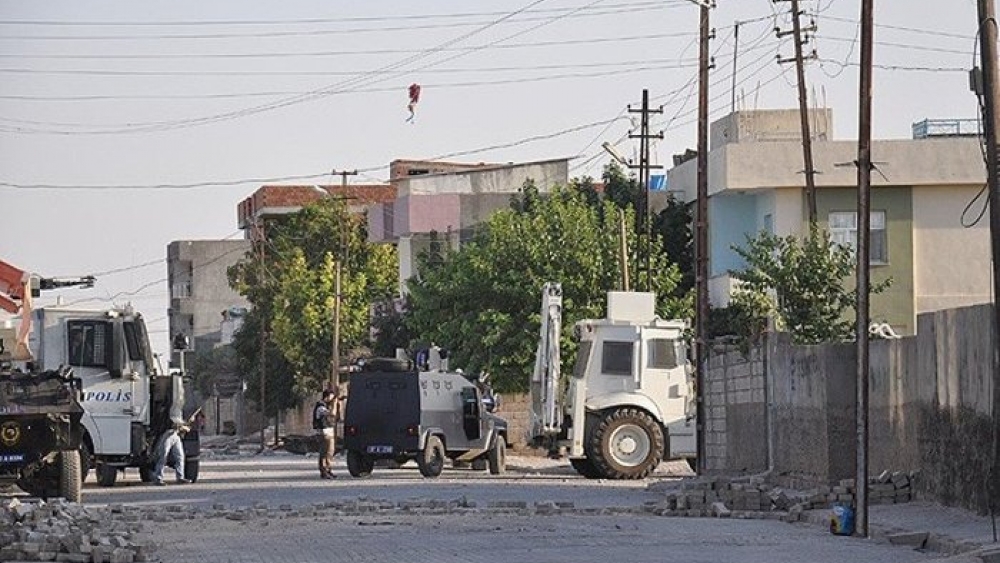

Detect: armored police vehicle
[342,359,508,478]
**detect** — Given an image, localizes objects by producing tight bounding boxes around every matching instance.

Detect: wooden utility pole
[695,2,711,476]
[628,90,664,291]
[255,220,268,451]
[327,170,355,388]
[776,0,819,223]
[855,0,875,539]
[976,0,1000,527]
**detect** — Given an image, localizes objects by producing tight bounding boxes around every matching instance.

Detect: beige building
[667,109,991,335]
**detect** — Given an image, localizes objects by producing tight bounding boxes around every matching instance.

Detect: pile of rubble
[0,498,154,563]
[647,470,918,521]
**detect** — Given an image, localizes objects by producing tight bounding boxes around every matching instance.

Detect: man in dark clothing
[313,388,339,479]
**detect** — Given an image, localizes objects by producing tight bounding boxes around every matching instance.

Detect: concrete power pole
[328,170,356,389]
[775,0,820,223]
[855,0,875,539]
[628,90,663,291]
[975,0,1000,527]
[255,220,268,451]
[695,2,711,476]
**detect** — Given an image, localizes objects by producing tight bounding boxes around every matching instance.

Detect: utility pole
[695,1,711,476]
[975,0,1000,530]
[255,219,268,452]
[775,0,820,224]
[326,170,355,389]
[628,90,664,291]
[331,169,358,189]
[854,0,875,538]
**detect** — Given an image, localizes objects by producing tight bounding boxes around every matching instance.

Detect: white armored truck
[27,306,198,486]
[529,282,696,479]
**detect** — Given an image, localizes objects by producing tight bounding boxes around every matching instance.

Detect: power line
[0,172,332,190]
[0,4,678,40]
[0,1,678,27]
[0,32,698,61]
[0,0,595,135]
[0,58,699,78]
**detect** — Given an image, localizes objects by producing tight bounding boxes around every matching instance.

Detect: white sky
[0,0,983,360]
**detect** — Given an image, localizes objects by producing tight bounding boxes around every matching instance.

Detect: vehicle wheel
[96,463,118,487]
[58,450,82,503]
[488,434,506,475]
[417,435,445,478]
[588,408,664,480]
[471,458,488,471]
[79,440,92,483]
[347,450,374,478]
[184,459,200,483]
[570,457,603,479]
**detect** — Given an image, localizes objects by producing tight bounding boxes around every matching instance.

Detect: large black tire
[347,450,375,478]
[588,408,664,480]
[417,435,445,478]
[58,450,82,503]
[184,459,200,483]
[79,440,92,483]
[488,435,506,475]
[570,457,603,479]
[96,463,118,487]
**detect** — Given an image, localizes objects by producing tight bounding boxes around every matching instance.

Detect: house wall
[912,185,992,312]
[816,186,915,334]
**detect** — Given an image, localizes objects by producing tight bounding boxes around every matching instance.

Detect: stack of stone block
[0,498,152,563]
[648,469,918,521]
[869,470,915,504]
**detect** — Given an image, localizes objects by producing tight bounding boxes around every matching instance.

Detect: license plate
[0,454,25,464]
[367,445,393,454]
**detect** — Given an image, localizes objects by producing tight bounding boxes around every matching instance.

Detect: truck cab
[28,306,197,486]
[530,284,696,480]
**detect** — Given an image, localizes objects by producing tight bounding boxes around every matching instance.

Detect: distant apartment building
[368,158,571,292]
[167,240,252,354]
[667,109,991,335]
[236,183,396,241]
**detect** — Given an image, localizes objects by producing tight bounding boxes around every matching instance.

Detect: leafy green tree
[653,195,694,297]
[406,184,688,393]
[228,198,398,401]
[188,346,239,398]
[729,224,891,345]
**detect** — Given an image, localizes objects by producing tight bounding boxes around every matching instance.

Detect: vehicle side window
[601,341,633,376]
[67,320,110,368]
[648,338,679,369]
[123,322,141,361]
[572,341,593,379]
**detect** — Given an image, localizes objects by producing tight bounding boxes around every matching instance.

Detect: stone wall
[703,303,996,513]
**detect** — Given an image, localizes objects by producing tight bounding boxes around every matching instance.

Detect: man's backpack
[312,401,326,430]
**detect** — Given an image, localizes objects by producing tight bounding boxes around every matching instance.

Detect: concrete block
[886,531,928,549]
[711,502,731,518]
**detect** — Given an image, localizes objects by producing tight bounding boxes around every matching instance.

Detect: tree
[228,198,398,401]
[406,184,688,393]
[729,224,891,345]
[653,195,694,297]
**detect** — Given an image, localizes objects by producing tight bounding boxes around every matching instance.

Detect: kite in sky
[406,83,421,123]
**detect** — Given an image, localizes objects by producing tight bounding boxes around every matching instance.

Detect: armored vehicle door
[460,387,482,441]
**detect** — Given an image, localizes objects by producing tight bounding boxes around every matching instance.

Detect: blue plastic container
[829,504,855,536]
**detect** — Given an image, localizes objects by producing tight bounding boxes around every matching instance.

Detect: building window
[171,281,191,299]
[829,211,887,264]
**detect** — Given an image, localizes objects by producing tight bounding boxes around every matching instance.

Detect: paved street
[80,452,664,509]
[66,453,954,563]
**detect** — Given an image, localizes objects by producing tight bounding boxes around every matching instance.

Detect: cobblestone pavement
[152,512,946,563]
[68,455,955,563]
[80,453,670,510]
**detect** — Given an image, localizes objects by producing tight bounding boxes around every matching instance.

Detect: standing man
[154,423,191,486]
[313,388,338,479]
